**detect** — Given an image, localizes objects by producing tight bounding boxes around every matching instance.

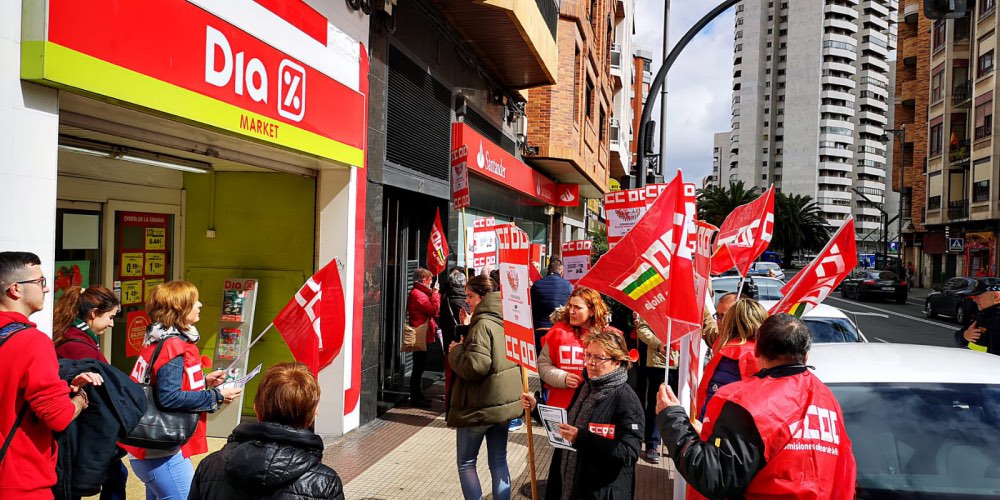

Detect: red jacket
[0,311,77,499]
[55,326,108,363]
[696,339,759,417]
[407,283,441,343]
[697,370,856,499]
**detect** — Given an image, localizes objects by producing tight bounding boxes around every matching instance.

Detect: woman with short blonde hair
[696,298,769,420]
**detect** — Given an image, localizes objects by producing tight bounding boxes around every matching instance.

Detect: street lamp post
[852,187,889,256]
[885,125,906,258]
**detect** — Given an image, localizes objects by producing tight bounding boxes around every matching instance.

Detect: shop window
[930,123,943,156]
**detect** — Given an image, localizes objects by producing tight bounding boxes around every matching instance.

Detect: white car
[810,343,1000,498]
[712,276,786,303]
[758,300,868,343]
[748,261,786,280]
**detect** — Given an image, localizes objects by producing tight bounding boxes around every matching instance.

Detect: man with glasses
[0,251,102,498]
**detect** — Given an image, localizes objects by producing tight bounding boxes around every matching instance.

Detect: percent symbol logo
[278,60,307,121]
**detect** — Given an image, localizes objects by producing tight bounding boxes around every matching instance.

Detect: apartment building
[729,0,898,250]
[610,0,637,184]
[527,0,622,244]
[707,131,731,188]
[907,1,1000,282]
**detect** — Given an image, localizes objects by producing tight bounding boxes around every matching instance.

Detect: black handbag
[119,338,200,449]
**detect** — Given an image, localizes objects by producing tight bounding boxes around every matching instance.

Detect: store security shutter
[387,46,451,181]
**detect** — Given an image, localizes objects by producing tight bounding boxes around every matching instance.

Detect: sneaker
[644,446,661,464]
[508,418,525,432]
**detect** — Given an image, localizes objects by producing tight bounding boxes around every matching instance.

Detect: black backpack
[0,322,32,464]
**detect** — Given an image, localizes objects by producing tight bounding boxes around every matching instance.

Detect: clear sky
[634,0,735,184]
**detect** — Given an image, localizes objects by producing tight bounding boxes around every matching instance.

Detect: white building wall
[612,0,636,176]
[730,0,897,234]
[0,1,61,334]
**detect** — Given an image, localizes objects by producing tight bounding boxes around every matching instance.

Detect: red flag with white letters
[427,208,449,276]
[769,219,857,317]
[711,186,775,276]
[273,260,346,375]
[579,172,700,344]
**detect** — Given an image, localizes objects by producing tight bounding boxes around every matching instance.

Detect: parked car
[712,276,785,303]
[759,301,867,343]
[924,277,988,325]
[747,261,786,280]
[810,343,1000,498]
[839,269,908,303]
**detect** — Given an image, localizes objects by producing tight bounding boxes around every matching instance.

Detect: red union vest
[696,339,759,417]
[541,322,586,409]
[691,370,856,500]
[119,336,209,459]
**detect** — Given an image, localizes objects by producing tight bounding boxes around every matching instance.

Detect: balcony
[903,0,919,24]
[948,199,970,220]
[610,44,623,89]
[953,81,973,107]
[976,123,993,141]
[950,140,971,164]
[429,0,558,88]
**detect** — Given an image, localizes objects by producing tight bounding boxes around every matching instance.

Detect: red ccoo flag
[769,218,857,317]
[579,172,700,344]
[273,259,346,376]
[427,208,450,276]
[711,185,775,276]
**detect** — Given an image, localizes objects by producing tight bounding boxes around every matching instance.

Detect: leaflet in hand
[537,404,575,452]
[221,363,262,390]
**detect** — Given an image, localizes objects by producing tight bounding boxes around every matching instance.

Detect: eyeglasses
[583,353,614,363]
[12,277,46,289]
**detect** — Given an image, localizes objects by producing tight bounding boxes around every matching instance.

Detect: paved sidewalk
[103,378,677,499]
[325,381,677,499]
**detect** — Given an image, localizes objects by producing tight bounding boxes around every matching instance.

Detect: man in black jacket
[955,278,1000,355]
[530,258,574,352]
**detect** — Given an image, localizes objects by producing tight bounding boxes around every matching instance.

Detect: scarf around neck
[145,322,200,345]
[72,317,99,344]
[560,366,629,500]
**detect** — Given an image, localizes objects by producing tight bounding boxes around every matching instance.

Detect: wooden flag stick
[462,207,469,280]
[521,366,539,500]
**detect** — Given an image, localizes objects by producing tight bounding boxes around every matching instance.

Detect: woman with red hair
[537,287,619,409]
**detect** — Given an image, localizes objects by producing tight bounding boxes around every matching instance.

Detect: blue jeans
[456,423,511,500]
[129,453,193,500]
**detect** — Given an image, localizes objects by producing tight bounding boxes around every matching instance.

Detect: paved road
[824,292,959,347]
[777,268,960,348]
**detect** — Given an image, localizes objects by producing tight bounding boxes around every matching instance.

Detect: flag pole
[461,207,469,280]
[223,323,274,373]
[734,269,745,302]
[521,366,539,500]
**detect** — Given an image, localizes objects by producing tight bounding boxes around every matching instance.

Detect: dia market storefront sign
[21,0,367,167]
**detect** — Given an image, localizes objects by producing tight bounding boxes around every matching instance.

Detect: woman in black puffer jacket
[190,363,344,500]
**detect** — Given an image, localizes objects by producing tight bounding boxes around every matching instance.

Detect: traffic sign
[948,238,965,252]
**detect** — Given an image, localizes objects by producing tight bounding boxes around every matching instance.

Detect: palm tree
[697,181,759,226]
[773,192,833,266]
